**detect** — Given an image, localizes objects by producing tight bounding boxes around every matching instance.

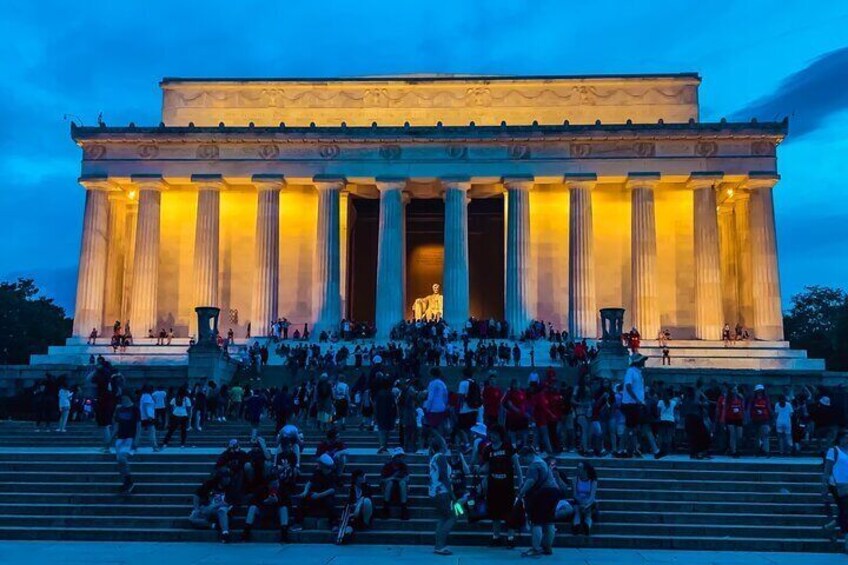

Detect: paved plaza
[0,542,844,565]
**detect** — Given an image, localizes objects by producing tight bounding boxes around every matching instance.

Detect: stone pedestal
[566,174,597,339]
[442,179,471,330]
[251,175,283,336]
[375,179,406,339]
[504,177,533,338]
[188,306,235,384]
[129,176,165,335]
[72,179,112,337]
[628,174,660,337]
[593,308,629,379]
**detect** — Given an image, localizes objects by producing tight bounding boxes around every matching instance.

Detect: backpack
[466,380,482,409]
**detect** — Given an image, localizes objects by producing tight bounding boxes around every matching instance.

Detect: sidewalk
[0,542,843,564]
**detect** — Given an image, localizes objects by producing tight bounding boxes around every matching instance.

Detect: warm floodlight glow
[128,190,137,200]
[726,188,734,197]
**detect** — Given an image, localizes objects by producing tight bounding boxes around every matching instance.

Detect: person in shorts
[618,354,662,459]
[113,394,140,493]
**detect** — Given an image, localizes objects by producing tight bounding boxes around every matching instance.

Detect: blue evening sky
[1,1,847,313]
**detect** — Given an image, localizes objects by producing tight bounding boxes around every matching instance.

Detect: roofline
[71,120,787,142]
[159,73,701,86]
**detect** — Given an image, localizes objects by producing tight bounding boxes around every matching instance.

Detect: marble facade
[68,74,787,341]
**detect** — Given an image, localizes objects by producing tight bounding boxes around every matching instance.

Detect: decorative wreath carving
[137,144,159,159]
[634,142,656,158]
[751,141,775,156]
[258,144,280,160]
[85,144,106,160]
[507,144,530,160]
[445,145,467,159]
[695,141,718,157]
[570,143,591,158]
[319,144,340,159]
[196,144,220,160]
[379,145,401,160]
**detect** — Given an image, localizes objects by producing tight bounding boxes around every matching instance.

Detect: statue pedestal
[188,307,236,385]
[591,307,630,379]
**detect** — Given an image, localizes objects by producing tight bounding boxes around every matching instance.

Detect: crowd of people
[20,348,848,554]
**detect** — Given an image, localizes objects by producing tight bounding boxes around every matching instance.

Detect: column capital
[564,173,597,190]
[191,173,226,191]
[252,174,285,192]
[441,177,472,191]
[130,174,169,192]
[687,172,724,191]
[79,175,119,192]
[401,191,412,205]
[312,175,346,192]
[502,175,535,191]
[743,171,780,191]
[626,172,661,190]
[375,177,407,192]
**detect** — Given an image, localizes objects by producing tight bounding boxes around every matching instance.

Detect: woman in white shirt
[656,388,679,456]
[162,386,192,448]
[823,430,848,552]
[56,380,73,432]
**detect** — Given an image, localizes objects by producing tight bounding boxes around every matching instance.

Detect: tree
[783,285,848,371]
[0,278,72,365]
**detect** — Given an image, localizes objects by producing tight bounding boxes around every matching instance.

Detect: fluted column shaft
[734,194,754,327]
[103,194,127,331]
[72,181,112,337]
[251,176,283,335]
[121,201,138,325]
[748,178,784,340]
[375,180,405,339]
[567,177,597,338]
[340,192,351,319]
[504,178,533,338]
[313,179,344,336]
[691,178,723,339]
[191,177,222,336]
[129,179,164,335]
[443,180,471,329]
[629,175,660,337]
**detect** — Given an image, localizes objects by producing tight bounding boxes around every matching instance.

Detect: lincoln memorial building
[68,74,788,344]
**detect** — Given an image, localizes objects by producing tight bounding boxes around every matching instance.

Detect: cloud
[733,46,848,140]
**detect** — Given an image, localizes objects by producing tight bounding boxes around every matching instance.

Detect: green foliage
[0,278,72,365]
[783,285,848,371]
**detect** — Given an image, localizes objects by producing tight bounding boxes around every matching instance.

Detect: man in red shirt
[482,372,503,428]
[529,382,556,454]
[748,384,772,456]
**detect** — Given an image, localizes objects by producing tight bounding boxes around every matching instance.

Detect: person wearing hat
[112,394,141,494]
[749,385,772,457]
[380,448,410,519]
[813,395,840,453]
[291,453,339,533]
[618,353,662,459]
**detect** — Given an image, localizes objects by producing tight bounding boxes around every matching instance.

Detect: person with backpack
[823,430,848,553]
[315,374,336,431]
[456,369,482,451]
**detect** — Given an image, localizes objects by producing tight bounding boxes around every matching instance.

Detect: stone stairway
[0,420,838,552]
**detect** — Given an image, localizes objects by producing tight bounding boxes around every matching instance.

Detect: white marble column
[747,174,784,340]
[566,174,597,339]
[375,179,406,339]
[191,175,223,336]
[312,177,344,336]
[72,178,113,337]
[504,177,533,338]
[251,174,283,336]
[628,173,661,338]
[103,193,127,330]
[121,199,138,324]
[734,193,754,327]
[717,204,738,329]
[340,191,351,320]
[129,176,165,336]
[690,174,724,340]
[442,178,471,330]
[402,191,410,317]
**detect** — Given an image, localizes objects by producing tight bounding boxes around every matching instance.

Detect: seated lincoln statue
[412,283,444,321]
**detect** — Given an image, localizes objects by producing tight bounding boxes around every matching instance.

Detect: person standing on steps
[138,385,160,451]
[481,424,523,548]
[162,386,191,449]
[618,353,662,459]
[516,446,560,557]
[429,435,456,556]
[56,377,72,432]
[823,430,848,554]
[113,394,141,493]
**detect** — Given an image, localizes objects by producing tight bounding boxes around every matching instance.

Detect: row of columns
[73,172,784,341]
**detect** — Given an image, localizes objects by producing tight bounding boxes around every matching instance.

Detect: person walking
[481,424,523,548]
[429,436,456,555]
[56,378,72,432]
[113,394,141,493]
[749,384,772,457]
[162,386,191,448]
[618,353,662,459]
[139,385,160,451]
[823,430,848,553]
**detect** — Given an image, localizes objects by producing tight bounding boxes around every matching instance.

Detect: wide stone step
[0,526,836,552]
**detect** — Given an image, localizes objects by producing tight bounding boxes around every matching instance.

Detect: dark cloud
[733,46,848,139]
